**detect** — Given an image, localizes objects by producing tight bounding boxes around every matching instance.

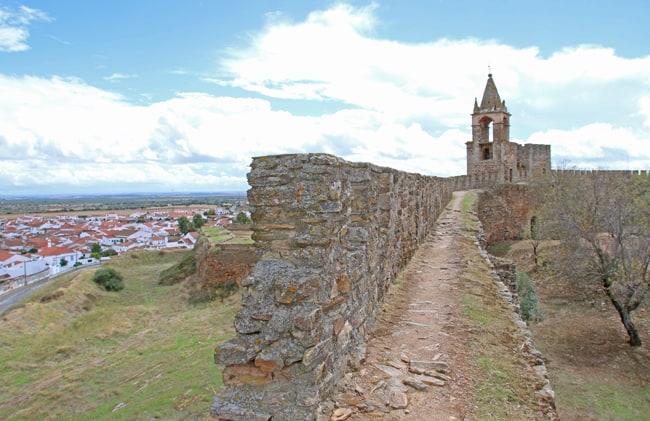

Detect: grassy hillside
[0,250,239,420]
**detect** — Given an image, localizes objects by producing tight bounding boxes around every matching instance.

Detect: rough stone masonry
[210,153,454,420]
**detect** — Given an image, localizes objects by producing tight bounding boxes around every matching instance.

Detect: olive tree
[234,211,252,224]
[540,171,650,346]
[177,216,194,235]
[192,213,205,229]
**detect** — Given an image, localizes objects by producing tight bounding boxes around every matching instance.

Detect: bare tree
[540,170,650,346]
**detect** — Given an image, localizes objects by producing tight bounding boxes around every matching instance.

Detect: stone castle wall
[518,144,551,179]
[184,239,257,302]
[467,141,551,184]
[450,172,499,190]
[211,153,454,420]
[476,169,650,246]
[552,169,649,178]
[476,184,541,245]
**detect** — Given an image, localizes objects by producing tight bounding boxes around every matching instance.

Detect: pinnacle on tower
[479,73,503,111]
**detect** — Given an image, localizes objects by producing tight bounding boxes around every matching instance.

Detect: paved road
[0,277,53,315]
[0,263,102,315]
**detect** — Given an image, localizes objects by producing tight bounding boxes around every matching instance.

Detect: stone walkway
[323,191,556,420]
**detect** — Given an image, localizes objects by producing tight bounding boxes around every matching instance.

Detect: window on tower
[483,147,491,160]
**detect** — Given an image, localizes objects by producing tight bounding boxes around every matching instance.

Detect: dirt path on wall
[323,191,554,421]
[324,191,473,420]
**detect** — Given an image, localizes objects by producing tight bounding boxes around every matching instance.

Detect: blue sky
[1,1,649,196]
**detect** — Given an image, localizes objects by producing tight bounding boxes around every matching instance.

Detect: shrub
[516,273,544,322]
[101,248,117,257]
[92,268,124,292]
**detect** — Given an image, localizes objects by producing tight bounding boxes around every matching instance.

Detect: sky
[1,0,649,196]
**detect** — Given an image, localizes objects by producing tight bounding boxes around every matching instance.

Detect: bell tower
[465,73,551,185]
[466,73,513,182]
[472,73,510,144]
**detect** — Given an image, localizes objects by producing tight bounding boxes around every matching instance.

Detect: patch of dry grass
[460,192,552,420]
[504,240,650,420]
[0,250,239,420]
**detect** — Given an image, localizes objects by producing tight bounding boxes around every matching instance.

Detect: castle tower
[473,73,510,144]
[465,73,551,184]
[466,73,515,182]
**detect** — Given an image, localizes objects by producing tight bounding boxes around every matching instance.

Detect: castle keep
[466,74,550,183]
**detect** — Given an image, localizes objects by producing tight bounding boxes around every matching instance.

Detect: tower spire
[479,73,503,111]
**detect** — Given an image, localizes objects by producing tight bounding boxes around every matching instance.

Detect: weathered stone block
[222,364,272,386]
[254,353,283,373]
[318,201,343,213]
[336,274,351,294]
[214,337,258,366]
[234,312,266,334]
[210,398,272,421]
[292,307,321,331]
[302,339,332,369]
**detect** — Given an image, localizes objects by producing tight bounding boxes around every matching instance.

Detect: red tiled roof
[0,249,16,262]
[36,246,75,257]
[3,238,24,248]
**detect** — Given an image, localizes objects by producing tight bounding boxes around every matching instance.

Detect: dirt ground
[505,241,650,421]
[323,191,556,420]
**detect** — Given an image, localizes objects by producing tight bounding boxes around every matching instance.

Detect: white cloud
[640,96,650,127]
[218,5,650,136]
[0,26,28,52]
[0,4,51,52]
[104,73,137,81]
[2,2,650,194]
[218,3,650,165]
[527,122,649,170]
[0,71,470,194]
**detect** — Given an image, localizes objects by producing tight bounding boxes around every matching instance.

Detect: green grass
[476,355,521,404]
[456,190,543,420]
[486,240,513,257]
[201,225,232,243]
[158,249,196,286]
[202,225,253,245]
[224,237,254,244]
[460,293,490,326]
[551,371,650,421]
[460,191,480,232]
[0,250,239,420]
